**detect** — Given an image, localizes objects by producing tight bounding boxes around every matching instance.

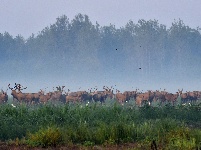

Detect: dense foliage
[0,99,201,149]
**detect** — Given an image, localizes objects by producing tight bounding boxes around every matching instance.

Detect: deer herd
[0,83,200,106]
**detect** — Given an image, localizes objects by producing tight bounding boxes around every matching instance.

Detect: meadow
[0,98,201,149]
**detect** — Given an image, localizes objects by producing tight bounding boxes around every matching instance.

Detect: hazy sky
[1,0,201,39]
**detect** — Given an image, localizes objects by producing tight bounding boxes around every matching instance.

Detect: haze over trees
[1,14,201,92]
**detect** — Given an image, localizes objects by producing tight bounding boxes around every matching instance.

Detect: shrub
[26,126,62,148]
[163,128,197,150]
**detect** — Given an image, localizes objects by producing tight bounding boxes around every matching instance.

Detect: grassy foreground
[0,99,201,149]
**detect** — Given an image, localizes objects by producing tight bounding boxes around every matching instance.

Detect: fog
[1,14,201,95]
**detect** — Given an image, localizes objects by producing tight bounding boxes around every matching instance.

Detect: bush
[26,126,62,148]
[162,128,197,150]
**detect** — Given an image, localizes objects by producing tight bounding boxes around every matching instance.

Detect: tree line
[1,14,201,82]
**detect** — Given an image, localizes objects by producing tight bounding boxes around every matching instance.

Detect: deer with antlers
[8,83,41,104]
[8,83,27,103]
[50,86,66,103]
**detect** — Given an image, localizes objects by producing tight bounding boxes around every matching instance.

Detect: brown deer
[8,83,40,104]
[0,90,8,104]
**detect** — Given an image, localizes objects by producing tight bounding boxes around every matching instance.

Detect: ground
[0,142,141,150]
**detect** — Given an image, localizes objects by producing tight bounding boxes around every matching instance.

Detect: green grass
[0,99,201,149]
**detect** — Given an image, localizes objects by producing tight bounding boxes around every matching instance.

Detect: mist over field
[1,14,201,94]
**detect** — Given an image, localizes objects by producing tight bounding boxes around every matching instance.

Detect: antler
[56,86,62,92]
[13,83,18,90]
[61,86,65,92]
[17,84,27,91]
[8,84,13,90]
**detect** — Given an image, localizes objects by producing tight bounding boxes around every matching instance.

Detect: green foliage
[0,103,201,148]
[83,141,95,147]
[26,126,62,148]
[163,128,197,149]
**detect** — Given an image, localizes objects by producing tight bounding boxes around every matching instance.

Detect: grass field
[0,98,201,149]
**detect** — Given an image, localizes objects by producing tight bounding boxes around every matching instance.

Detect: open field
[0,98,201,149]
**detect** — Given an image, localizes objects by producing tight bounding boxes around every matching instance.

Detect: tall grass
[0,100,201,148]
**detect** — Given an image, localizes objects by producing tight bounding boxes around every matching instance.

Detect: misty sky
[1,0,201,38]
[1,0,201,93]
